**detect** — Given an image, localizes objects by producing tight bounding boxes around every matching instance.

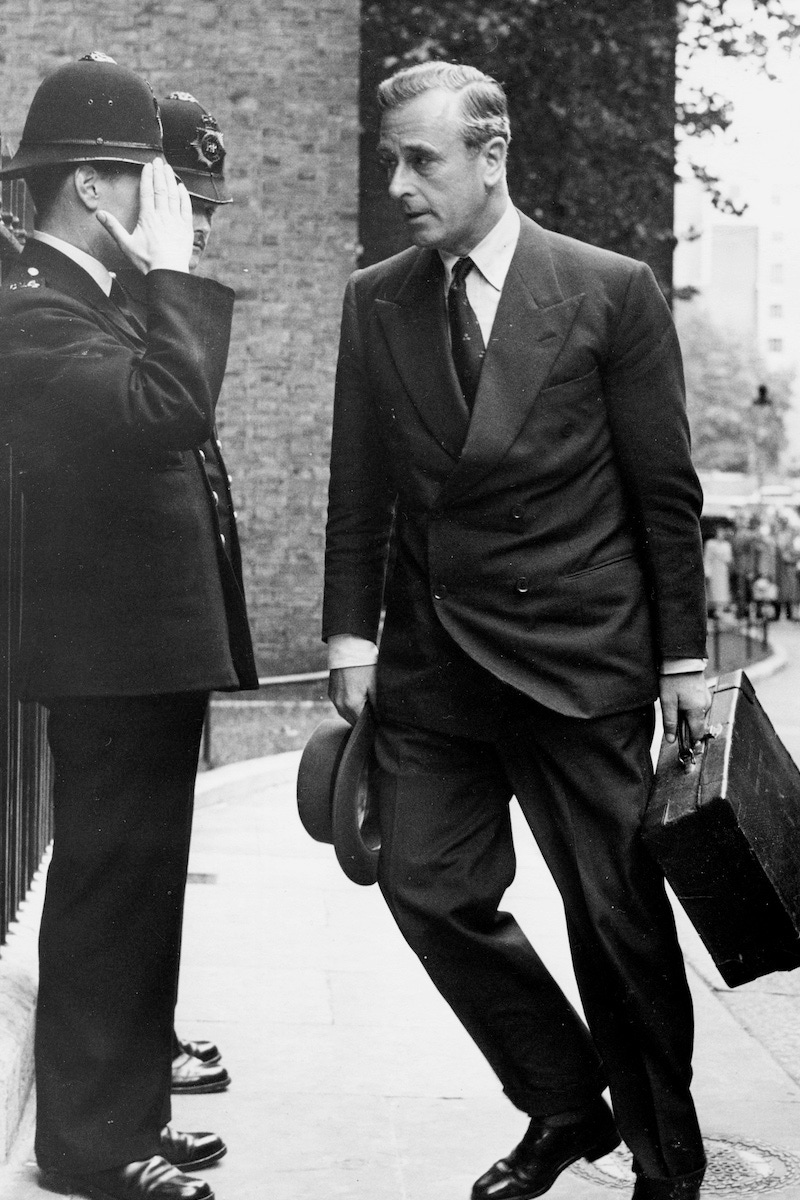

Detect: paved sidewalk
[1,629,800,1198]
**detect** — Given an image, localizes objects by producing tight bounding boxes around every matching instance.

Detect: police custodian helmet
[0,52,163,179]
[159,93,232,205]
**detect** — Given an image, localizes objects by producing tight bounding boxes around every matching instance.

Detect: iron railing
[0,144,52,944]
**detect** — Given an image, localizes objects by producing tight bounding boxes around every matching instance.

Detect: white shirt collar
[439,201,521,291]
[33,231,114,297]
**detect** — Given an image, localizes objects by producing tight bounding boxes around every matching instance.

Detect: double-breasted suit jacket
[324,212,706,728]
[0,238,257,699]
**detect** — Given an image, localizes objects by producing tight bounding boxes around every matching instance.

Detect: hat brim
[331,703,380,886]
[296,715,350,844]
[0,144,161,179]
[296,704,380,886]
[176,168,232,204]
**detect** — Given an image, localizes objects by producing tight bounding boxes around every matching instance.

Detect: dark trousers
[35,692,209,1174]
[375,695,705,1182]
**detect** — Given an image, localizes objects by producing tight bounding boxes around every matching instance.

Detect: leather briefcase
[644,668,800,987]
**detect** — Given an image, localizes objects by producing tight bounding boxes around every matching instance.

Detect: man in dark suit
[323,62,710,1200]
[0,55,257,1200]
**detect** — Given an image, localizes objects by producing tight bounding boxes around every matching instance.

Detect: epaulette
[7,266,46,291]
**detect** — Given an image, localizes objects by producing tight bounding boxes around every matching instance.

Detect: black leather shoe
[472,1097,620,1200]
[176,1039,221,1066]
[632,1166,705,1199]
[171,1053,230,1094]
[159,1128,227,1171]
[41,1156,214,1200]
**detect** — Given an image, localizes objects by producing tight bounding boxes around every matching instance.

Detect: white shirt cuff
[327,635,379,670]
[660,658,707,675]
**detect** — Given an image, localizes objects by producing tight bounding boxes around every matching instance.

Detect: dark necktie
[110,278,145,337]
[447,256,486,410]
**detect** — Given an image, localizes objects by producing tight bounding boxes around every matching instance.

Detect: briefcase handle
[677,718,722,773]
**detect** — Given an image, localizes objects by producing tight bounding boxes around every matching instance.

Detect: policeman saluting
[0,54,257,1200]
[116,90,242,1102]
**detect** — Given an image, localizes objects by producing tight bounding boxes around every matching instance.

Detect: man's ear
[73,164,102,212]
[482,137,508,187]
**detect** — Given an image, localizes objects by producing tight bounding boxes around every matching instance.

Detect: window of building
[768,338,784,352]
[770,304,784,319]
[770,263,784,283]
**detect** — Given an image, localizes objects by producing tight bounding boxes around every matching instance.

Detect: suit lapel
[375,250,469,460]
[439,215,585,502]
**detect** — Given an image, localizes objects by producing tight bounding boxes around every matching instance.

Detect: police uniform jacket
[323,212,707,729]
[0,239,257,699]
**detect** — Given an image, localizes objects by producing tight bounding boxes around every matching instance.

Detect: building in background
[674,64,800,460]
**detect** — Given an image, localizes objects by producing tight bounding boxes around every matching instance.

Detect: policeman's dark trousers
[35,692,208,1175]
[375,698,706,1184]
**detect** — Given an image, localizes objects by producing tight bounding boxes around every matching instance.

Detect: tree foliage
[676,306,793,471]
[360,0,800,287]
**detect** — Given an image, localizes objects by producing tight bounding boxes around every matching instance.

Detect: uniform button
[212,490,220,506]
[233,509,239,519]
[227,473,233,484]
[220,534,227,547]
[216,438,222,449]
[198,449,206,462]
[432,583,447,600]
[510,504,524,521]
[515,576,530,594]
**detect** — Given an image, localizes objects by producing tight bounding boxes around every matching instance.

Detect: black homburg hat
[296,704,380,886]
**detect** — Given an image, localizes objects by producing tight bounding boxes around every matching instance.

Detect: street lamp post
[751,383,772,502]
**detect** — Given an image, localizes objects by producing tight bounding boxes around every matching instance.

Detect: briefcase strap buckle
[677,720,723,773]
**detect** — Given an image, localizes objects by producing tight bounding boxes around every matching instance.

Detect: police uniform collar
[33,231,114,296]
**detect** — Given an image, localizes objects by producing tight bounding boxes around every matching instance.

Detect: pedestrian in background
[703,525,733,618]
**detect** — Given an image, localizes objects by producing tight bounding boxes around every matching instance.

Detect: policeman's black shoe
[471,1096,620,1200]
[40,1156,214,1200]
[632,1166,705,1199]
[170,1053,230,1094]
[175,1038,221,1066]
[159,1128,227,1171]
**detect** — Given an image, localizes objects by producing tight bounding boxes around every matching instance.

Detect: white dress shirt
[328,202,704,676]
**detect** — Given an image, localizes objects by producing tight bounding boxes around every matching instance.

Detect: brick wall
[0,0,360,674]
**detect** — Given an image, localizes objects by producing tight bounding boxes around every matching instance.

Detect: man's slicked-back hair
[377,61,511,150]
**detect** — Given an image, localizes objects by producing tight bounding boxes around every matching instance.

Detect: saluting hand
[96,158,193,275]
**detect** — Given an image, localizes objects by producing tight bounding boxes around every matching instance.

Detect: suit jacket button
[515,576,530,594]
[433,583,447,600]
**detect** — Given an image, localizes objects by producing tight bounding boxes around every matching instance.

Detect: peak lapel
[440,219,585,502]
[375,250,469,460]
